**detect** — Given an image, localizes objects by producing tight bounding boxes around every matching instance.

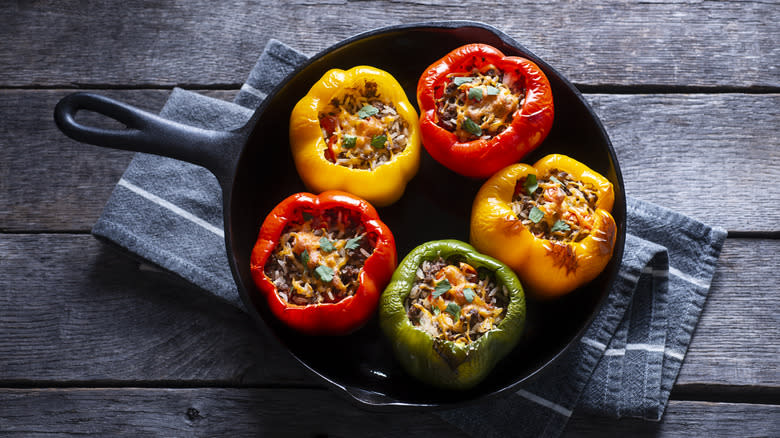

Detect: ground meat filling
[318,79,410,170]
[511,169,601,242]
[404,257,509,346]
[435,66,525,142]
[263,207,376,306]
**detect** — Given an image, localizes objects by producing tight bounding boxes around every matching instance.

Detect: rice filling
[263,208,376,305]
[436,66,524,142]
[319,79,410,170]
[404,257,509,346]
[511,169,600,242]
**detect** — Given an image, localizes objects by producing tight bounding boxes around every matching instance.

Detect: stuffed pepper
[379,240,525,390]
[470,154,616,299]
[417,43,554,178]
[250,191,397,335]
[290,66,421,207]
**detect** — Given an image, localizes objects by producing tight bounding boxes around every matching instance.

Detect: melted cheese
[319,80,408,170]
[439,67,522,142]
[409,262,506,345]
[273,219,364,303]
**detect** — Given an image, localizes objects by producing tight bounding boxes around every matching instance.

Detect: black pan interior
[227,23,626,408]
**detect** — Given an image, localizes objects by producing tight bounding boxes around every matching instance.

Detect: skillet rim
[225,20,627,410]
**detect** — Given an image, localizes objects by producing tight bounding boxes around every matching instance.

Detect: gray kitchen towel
[91,39,727,437]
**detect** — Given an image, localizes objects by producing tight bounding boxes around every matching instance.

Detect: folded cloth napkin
[91,40,727,437]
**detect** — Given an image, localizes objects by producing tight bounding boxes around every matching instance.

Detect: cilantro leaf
[549,175,563,186]
[433,279,451,298]
[486,85,499,95]
[524,174,538,195]
[370,134,387,149]
[462,118,482,136]
[468,87,483,101]
[314,265,334,282]
[463,288,475,303]
[319,237,335,253]
[551,220,571,233]
[300,250,310,268]
[445,302,461,320]
[529,206,544,223]
[342,134,357,149]
[452,76,475,86]
[357,104,379,119]
[345,235,362,250]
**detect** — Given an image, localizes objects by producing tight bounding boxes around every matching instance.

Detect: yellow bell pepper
[289,66,421,207]
[470,154,617,299]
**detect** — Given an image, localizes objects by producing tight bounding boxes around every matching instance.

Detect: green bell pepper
[379,239,526,390]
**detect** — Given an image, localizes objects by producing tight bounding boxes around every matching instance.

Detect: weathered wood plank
[677,238,780,388]
[2,90,778,232]
[0,89,234,232]
[0,387,460,437]
[0,234,777,389]
[0,233,312,385]
[590,93,780,230]
[565,400,780,437]
[1,1,777,88]
[0,387,775,437]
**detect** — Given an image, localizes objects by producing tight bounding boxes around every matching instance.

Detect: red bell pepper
[417,43,554,178]
[249,191,397,335]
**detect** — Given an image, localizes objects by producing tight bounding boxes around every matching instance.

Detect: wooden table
[2,2,778,436]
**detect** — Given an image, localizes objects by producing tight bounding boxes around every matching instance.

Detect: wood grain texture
[0,388,461,437]
[1,1,778,88]
[2,90,777,232]
[0,387,776,437]
[0,234,311,385]
[0,89,234,232]
[677,238,780,388]
[566,400,780,437]
[588,93,780,231]
[1,234,777,389]
[2,1,777,435]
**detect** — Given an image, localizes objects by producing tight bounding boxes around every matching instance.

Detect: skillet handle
[54,92,245,189]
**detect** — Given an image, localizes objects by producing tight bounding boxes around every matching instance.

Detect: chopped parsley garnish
[453,76,475,86]
[462,118,482,136]
[529,206,544,223]
[314,265,334,282]
[319,237,335,253]
[342,134,357,149]
[370,134,387,149]
[445,302,461,320]
[486,85,499,95]
[463,288,475,303]
[468,87,483,101]
[551,220,570,233]
[433,279,452,298]
[345,235,362,250]
[357,104,379,119]
[524,174,538,195]
[300,249,310,268]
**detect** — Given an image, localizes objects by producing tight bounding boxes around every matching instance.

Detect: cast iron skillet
[54,21,626,409]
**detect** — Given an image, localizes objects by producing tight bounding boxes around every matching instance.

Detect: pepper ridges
[379,239,526,390]
[250,191,397,335]
[470,154,617,299]
[416,43,554,178]
[289,65,421,207]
